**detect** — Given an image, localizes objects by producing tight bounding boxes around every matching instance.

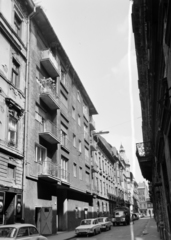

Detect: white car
[0,223,47,240]
[98,217,112,231]
[75,218,101,236]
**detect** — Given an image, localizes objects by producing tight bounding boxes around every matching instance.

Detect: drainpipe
[22,5,37,222]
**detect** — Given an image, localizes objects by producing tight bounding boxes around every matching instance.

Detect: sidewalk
[139,217,160,240]
[47,231,76,240]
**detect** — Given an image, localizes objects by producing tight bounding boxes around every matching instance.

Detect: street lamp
[93,131,109,136]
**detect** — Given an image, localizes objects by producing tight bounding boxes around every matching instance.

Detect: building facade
[138,182,148,215]
[132,0,171,239]
[0,0,33,224]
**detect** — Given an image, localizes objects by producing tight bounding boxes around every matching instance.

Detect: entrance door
[4,192,15,224]
[40,207,52,235]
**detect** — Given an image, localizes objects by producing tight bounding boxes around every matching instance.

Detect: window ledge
[0,140,23,158]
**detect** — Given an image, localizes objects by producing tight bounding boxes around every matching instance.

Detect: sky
[37,0,145,183]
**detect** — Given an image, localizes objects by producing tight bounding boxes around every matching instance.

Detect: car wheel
[109,226,111,230]
[99,228,101,234]
[93,230,96,236]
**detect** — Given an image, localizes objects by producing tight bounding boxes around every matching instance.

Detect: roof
[0,223,35,228]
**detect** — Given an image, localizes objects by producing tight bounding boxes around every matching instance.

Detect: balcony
[40,78,60,110]
[39,120,60,144]
[40,49,60,78]
[136,142,153,181]
[89,116,96,130]
[61,168,70,184]
[90,137,97,151]
[38,160,61,182]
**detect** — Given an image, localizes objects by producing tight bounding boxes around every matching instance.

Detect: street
[74,218,148,240]
[49,218,152,240]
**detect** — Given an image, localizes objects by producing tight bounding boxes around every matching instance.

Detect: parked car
[0,223,47,240]
[75,218,101,236]
[97,217,112,231]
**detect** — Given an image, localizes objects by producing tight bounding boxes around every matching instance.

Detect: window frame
[35,143,47,164]
[11,57,20,88]
[73,163,77,177]
[14,10,22,38]
[78,114,81,126]
[73,134,76,148]
[8,110,18,148]
[72,106,76,119]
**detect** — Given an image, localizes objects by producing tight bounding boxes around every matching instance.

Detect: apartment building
[20,1,99,234]
[0,0,32,224]
[91,136,116,217]
[138,182,149,215]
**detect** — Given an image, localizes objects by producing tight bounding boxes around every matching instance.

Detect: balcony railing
[41,49,60,78]
[61,168,70,183]
[39,160,61,181]
[40,78,60,110]
[136,141,152,158]
[89,116,96,130]
[39,120,60,144]
[90,137,97,151]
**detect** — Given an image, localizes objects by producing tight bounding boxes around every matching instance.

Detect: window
[35,104,43,123]
[61,130,68,148]
[11,58,20,87]
[61,71,67,87]
[8,111,18,147]
[86,172,90,184]
[29,227,39,236]
[72,106,76,119]
[60,91,68,108]
[7,164,16,180]
[73,163,77,177]
[84,123,88,140]
[78,114,81,126]
[79,167,82,180]
[73,134,76,147]
[85,147,89,160]
[17,227,29,238]
[35,144,46,163]
[77,91,81,102]
[14,12,22,38]
[78,140,82,153]
[61,156,68,181]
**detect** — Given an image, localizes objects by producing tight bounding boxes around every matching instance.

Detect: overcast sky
[39,0,145,183]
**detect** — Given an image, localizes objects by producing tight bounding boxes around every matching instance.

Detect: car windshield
[80,220,92,225]
[0,228,17,238]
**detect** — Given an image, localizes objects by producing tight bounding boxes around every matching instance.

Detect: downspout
[22,6,37,222]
